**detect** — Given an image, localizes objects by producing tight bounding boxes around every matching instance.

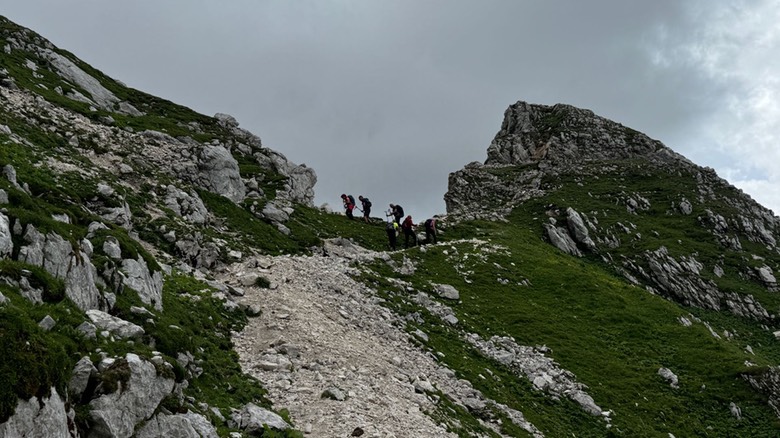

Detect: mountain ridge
[2,14,780,438]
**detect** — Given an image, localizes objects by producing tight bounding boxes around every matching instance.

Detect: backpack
[348,195,355,205]
[396,205,404,217]
[425,218,435,229]
[364,199,372,208]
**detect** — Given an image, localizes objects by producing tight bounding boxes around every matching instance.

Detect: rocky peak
[484,100,686,168]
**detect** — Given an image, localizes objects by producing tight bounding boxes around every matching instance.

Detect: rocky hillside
[446,101,780,320]
[4,14,780,438]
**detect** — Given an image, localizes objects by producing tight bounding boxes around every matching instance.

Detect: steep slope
[447,101,780,321]
[429,100,780,435]
[0,15,331,437]
[4,12,780,438]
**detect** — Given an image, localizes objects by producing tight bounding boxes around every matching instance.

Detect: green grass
[199,190,391,256]
[360,215,780,436]
[0,283,90,422]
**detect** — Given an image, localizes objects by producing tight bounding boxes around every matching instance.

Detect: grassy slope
[359,156,780,436]
[361,215,780,436]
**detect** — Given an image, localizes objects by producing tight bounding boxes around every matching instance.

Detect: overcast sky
[4,1,780,220]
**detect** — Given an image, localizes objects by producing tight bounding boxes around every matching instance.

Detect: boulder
[0,387,71,438]
[102,237,122,260]
[0,188,8,204]
[658,367,679,388]
[757,266,777,285]
[164,185,209,224]
[433,284,460,300]
[38,315,56,331]
[121,256,164,311]
[69,356,97,400]
[0,212,11,257]
[679,198,693,215]
[261,202,290,223]
[100,201,132,228]
[89,353,176,438]
[42,48,122,112]
[230,403,290,433]
[135,412,218,438]
[544,224,582,257]
[566,208,596,250]
[198,145,245,203]
[18,227,102,311]
[86,309,145,339]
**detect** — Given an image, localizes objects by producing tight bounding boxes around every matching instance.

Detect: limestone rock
[254,149,317,206]
[198,145,245,203]
[86,309,144,339]
[0,188,8,204]
[0,387,71,438]
[43,49,119,110]
[89,353,175,438]
[433,284,460,300]
[566,207,596,250]
[679,198,693,215]
[757,266,777,286]
[135,412,218,438]
[38,314,56,331]
[0,212,11,257]
[658,367,679,388]
[626,247,771,320]
[544,224,582,257]
[102,237,122,260]
[164,185,208,224]
[18,227,102,311]
[121,256,164,311]
[262,202,290,223]
[69,356,97,399]
[230,403,290,433]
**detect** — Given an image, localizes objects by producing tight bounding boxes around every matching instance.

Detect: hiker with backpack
[401,215,418,248]
[386,219,399,250]
[341,194,356,220]
[358,195,372,223]
[424,217,437,244]
[389,203,404,225]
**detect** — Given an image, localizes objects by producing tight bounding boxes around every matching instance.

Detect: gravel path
[229,249,459,438]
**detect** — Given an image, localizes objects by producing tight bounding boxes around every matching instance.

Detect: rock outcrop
[0,388,73,438]
[88,353,175,438]
[446,99,780,322]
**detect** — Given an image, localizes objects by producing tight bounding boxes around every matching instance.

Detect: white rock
[231,403,290,432]
[89,353,176,437]
[0,212,12,257]
[87,309,145,339]
[658,367,679,388]
[0,387,70,438]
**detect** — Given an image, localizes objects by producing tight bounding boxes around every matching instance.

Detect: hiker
[389,203,404,224]
[424,217,437,244]
[341,194,356,220]
[386,220,399,250]
[358,195,372,223]
[401,215,417,248]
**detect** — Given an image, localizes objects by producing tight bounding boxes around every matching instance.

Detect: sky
[3,1,780,221]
